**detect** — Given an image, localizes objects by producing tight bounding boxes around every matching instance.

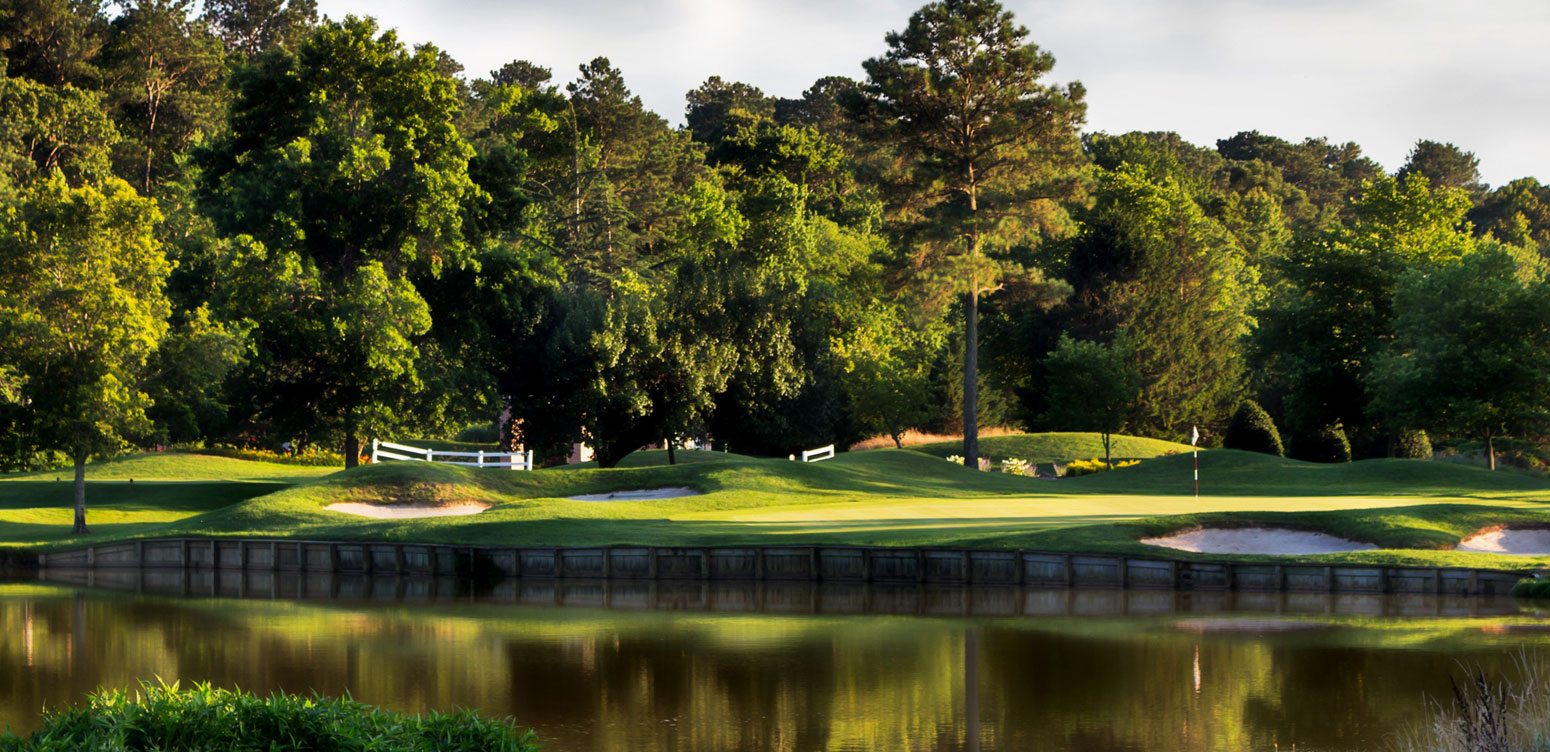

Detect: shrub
[1222,400,1284,457]
[0,681,538,751]
[1297,423,1351,463]
[1394,428,1432,459]
[455,423,500,443]
[1512,577,1550,599]
[192,444,351,467]
[1001,457,1031,476]
[1064,458,1141,477]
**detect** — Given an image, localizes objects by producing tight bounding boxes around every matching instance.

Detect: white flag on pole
[1190,425,1199,447]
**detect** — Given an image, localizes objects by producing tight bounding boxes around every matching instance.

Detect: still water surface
[2,570,1548,751]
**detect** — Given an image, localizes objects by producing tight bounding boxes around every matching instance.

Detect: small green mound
[908,432,1192,464]
[0,681,536,751]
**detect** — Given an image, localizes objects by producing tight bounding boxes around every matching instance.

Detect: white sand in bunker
[325,502,491,519]
[1456,528,1550,556]
[567,487,701,502]
[1140,527,1378,555]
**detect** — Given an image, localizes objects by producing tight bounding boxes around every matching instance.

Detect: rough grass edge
[0,680,539,752]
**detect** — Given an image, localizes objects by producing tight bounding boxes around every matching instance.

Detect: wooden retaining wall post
[1062,554,1074,587]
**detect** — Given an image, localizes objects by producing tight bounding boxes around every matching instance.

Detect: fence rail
[793,444,835,463]
[371,440,533,470]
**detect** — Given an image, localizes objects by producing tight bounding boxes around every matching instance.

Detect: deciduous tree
[0,174,168,533]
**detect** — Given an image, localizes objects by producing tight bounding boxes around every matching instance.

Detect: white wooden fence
[790,444,835,463]
[370,439,534,470]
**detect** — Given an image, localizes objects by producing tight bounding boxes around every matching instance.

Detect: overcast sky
[314,0,1549,187]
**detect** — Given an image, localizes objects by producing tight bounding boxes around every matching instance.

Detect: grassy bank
[3,437,1550,568]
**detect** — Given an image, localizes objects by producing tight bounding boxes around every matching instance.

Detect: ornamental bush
[0,681,538,752]
[1298,423,1352,463]
[1222,400,1284,457]
[1064,458,1141,477]
[1394,429,1432,459]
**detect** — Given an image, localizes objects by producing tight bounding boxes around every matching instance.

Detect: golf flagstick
[1190,425,1199,501]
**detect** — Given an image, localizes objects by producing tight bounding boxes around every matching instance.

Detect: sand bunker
[567,487,701,502]
[1141,527,1378,555]
[1457,528,1550,556]
[325,502,491,519]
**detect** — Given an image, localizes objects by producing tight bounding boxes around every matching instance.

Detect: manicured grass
[908,432,1195,465]
[0,452,334,482]
[0,453,333,547]
[5,444,1550,568]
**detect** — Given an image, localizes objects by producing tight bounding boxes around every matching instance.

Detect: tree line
[4,0,1550,529]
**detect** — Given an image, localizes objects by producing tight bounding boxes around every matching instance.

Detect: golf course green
[3,433,1549,569]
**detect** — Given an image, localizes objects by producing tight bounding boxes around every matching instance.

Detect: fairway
[4,435,1550,568]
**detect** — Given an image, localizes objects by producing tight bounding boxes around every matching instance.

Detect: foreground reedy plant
[0,680,538,752]
[1395,654,1550,752]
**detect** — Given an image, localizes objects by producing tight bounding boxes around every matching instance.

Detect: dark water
[2,571,1549,751]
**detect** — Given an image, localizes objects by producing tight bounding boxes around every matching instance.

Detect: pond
[1,570,1547,751]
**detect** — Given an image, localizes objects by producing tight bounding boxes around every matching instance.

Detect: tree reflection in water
[0,574,1545,752]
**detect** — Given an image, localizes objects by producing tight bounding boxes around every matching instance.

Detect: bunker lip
[1140,526,1378,555]
[1456,526,1550,556]
[567,487,702,502]
[325,501,491,519]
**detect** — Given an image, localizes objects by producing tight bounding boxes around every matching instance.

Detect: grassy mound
[0,452,334,482]
[908,432,1194,464]
[0,681,536,752]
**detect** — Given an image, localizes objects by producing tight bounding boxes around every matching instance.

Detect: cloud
[316,0,1550,186]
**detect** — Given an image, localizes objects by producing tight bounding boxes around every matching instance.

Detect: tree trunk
[1103,431,1112,468]
[343,411,359,469]
[892,430,903,449]
[962,287,979,468]
[666,437,677,465]
[1487,433,1495,471]
[72,451,89,535]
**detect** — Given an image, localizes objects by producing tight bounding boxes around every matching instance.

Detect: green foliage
[832,302,944,448]
[1062,165,1253,436]
[1223,400,1283,457]
[0,74,118,189]
[1371,248,1550,470]
[1297,423,1352,464]
[192,444,346,467]
[1394,429,1432,460]
[1041,333,1141,465]
[0,680,537,751]
[1064,457,1140,477]
[861,0,1086,464]
[1511,577,1550,599]
[0,173,169,530]
[98,0,226,196]
[202,16,477,460]
[143,306,245,444]
[1256,175,1479,445]
[202,0,317,61]
[455,423,500,444]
